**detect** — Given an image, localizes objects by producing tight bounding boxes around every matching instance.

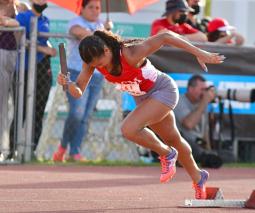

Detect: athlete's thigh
[148,110,181,144]
[123,98,170,129]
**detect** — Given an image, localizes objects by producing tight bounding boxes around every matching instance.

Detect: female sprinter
[57,30,224,199]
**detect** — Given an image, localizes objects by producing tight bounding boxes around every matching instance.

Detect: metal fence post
[25,17,38,162]
[16,28,26,162]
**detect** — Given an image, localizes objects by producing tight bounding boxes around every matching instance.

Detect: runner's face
[81,0,101,22]
[90,47,112,68]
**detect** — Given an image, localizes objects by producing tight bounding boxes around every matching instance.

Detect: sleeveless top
[96,52,158,96]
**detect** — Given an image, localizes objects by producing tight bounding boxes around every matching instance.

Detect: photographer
[174,75,223,168]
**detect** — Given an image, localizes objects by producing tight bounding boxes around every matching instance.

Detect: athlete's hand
[196,49,225,72]
[57,72,69,86]
[57,72,82,98]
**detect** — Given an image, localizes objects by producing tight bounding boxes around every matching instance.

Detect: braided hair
[79,30,123,76]
[79,30,145,76]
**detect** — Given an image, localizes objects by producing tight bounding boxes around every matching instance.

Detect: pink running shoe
[193,170,209,199]
[52,145,66,162]
[159,147,178,183]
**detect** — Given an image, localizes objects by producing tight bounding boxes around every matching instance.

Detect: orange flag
[126,0,159,14]
[48,0,83,14]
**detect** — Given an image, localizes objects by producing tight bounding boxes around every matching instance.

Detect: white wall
[211,0,255,46]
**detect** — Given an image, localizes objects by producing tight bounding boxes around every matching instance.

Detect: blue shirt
[16,10,49,68]
[67,16,104,72]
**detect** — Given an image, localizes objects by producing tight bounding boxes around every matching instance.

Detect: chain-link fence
[0,26,26,164]
[0,18,140,164]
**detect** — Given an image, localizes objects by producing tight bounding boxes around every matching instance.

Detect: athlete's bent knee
[121,122,138,140]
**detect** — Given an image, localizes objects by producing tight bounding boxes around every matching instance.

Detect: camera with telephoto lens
[207,86,255,103]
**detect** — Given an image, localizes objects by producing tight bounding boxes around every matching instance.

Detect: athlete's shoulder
[121,46,139,67]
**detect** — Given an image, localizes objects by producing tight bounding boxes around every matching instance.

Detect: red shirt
[151,18,198,36]
[96,53,158,96]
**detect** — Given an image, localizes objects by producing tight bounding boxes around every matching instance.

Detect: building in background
[211,0,254,46]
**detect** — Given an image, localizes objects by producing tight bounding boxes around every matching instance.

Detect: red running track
[0,165,254,213]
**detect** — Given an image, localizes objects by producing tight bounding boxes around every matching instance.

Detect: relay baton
[58,43,68,91]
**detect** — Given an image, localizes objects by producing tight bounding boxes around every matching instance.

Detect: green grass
[31,159,255,168]
[223,163,255,168]
[31,159,160,167]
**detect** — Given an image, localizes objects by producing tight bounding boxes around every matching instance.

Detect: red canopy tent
[47,0,159,15]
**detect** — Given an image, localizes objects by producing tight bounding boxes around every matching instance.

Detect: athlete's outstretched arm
[127,31,224,72]
[57,63,95,98]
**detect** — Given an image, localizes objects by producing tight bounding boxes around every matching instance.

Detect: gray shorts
[133,73,179,110]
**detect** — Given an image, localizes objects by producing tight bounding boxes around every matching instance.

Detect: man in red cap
[151,0,207,42]
[207,17,244,45]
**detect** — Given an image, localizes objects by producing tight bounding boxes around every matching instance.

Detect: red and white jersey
[96,52,158,96]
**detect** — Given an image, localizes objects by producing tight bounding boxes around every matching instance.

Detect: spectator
[186,0,210,33]
[207,17,245,46]
[52,0,104,162]
[8,0,56,159]
[15,1,30,12]
[174,75,223,168]
[151,0,207,42]
[0,0,19,160]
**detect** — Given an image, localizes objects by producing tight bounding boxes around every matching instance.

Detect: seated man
[151,0,207,42]
[174,75,223,168]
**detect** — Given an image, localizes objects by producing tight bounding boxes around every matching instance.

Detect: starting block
[184,187,255,209]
